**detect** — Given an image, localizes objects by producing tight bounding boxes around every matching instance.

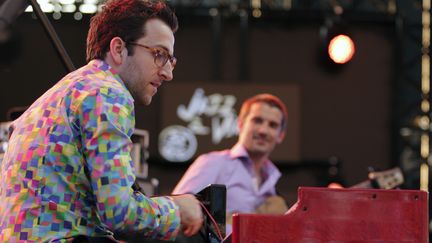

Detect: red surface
[232,187,428,243]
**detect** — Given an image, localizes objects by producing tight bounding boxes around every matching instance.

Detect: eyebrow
[153,44,173,55]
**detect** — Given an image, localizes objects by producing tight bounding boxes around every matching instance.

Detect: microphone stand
[28,0,75,72]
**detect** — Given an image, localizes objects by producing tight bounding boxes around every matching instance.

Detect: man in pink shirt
[173,93,289,234]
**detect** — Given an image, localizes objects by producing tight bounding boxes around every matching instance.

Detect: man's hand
[172,194,204,237]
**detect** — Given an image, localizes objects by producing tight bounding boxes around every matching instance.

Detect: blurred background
[0,0,429,231]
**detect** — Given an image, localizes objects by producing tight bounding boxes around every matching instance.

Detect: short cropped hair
[238,93,288,131]
[86,0,178,62]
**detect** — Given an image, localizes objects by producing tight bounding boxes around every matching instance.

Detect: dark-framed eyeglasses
[128,42,177,69]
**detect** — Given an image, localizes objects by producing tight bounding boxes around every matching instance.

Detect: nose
[257,123,270,135]
[159,63,174,81]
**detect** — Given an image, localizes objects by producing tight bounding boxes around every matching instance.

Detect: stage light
[328,34,355,64]
[79,4,97,14]
[319,18,355,69]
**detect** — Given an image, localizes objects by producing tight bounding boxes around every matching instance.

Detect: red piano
[232,187,428,242]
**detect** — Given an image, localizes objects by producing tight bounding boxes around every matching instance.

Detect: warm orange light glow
[328,34,355,64]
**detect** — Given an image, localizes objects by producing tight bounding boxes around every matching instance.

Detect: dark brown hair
[86,0,178,62]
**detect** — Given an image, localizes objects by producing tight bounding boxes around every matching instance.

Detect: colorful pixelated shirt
[0,60,180,242]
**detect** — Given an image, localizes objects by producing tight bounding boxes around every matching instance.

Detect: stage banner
[158,83,300,164]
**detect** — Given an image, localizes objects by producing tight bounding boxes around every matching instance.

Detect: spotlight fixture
[328,34,355,64]
[319,17,356,69]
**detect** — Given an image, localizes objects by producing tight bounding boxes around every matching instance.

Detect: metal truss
[393,0,427,192]
[169,0,401,13]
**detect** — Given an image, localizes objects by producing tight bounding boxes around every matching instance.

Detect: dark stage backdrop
[0,13,394,203]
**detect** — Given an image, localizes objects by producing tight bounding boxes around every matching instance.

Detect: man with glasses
[0,0,203,242]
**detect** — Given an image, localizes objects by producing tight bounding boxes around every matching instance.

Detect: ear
[108,37,127,65]
[276,130,285,144]
[237,118,243,131]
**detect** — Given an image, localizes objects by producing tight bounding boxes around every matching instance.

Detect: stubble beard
[122,59,152,106]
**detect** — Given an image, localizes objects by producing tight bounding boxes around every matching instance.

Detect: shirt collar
[229,142,281,177]
[230,142,273,167]
[88,59,129,93]
[230,142,250,160]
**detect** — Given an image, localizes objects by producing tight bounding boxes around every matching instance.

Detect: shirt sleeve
[75,86,180,240]
[172,153,224,195]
